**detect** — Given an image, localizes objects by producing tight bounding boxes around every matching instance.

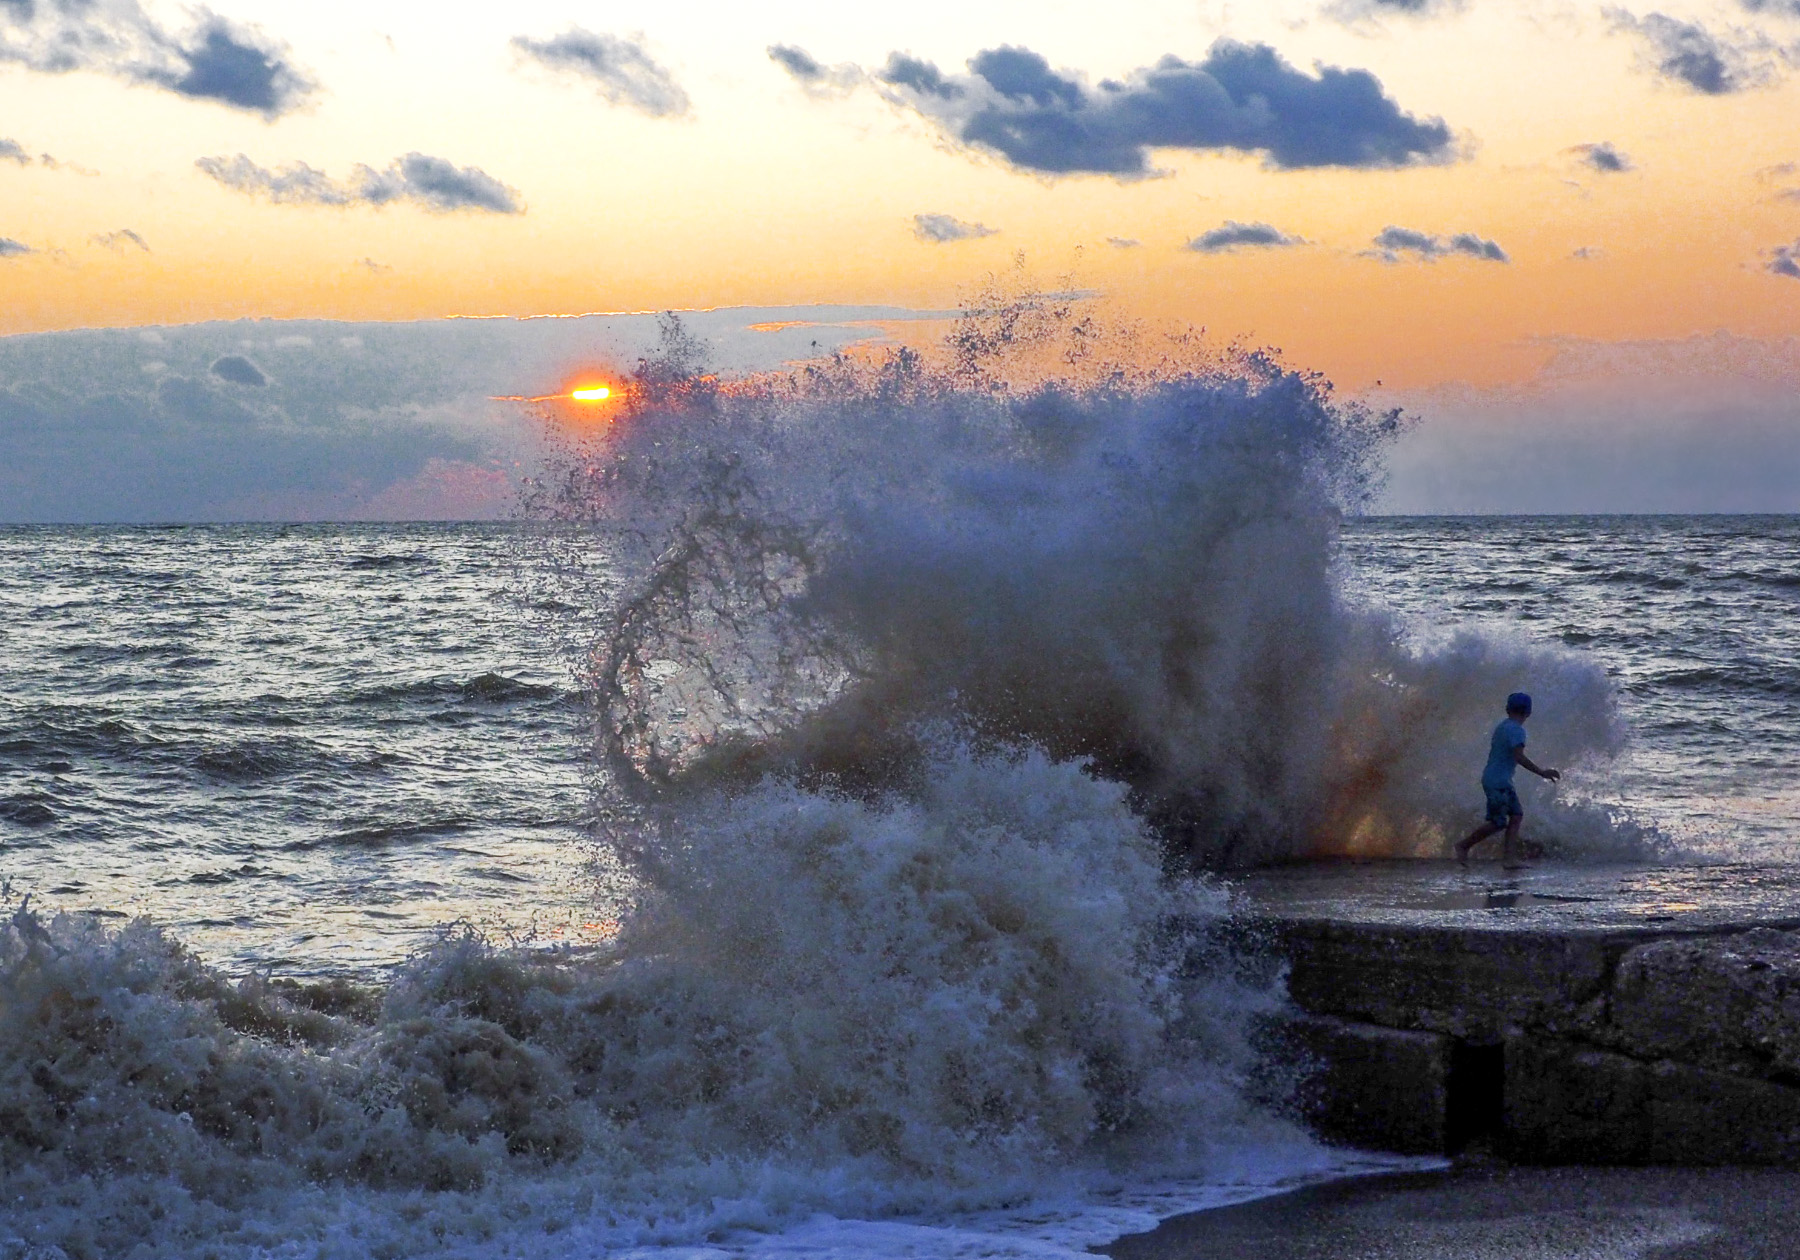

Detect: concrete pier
[1237,861,1800,1164]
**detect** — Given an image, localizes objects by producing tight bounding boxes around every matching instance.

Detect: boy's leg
[1501,812,1525,869]
[1456,822,1501,863]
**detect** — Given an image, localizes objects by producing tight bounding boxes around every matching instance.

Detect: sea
[4,347,1797,1259]
[6,517,1794,976]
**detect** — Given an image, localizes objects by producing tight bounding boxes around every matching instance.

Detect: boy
[1456,692,1560,868]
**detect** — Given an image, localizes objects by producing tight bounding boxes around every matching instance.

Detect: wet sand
[1102,1162,1800,1259]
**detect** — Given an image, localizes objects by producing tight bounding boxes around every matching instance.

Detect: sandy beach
[1103,1162,1800,1260]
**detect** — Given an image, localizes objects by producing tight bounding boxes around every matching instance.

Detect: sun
[570,385,612,402]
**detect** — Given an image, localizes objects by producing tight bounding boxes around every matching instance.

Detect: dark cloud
[769,44,822,80]
[512,28,688,118]
[1572,245,1605,260]
[91,228,149,252]
[0,236,29,258]
[1367,225,1508,262]
[912,213,998,242]
[1739,0,1800,16]
[196,153,524,215]
[0,2,314,117]
[0,137,25,164]
[1604,9,1780,94]
[1326,0,1468,23]
[210,354,266,386]
[768,43,863,97]
[1186,220,1303,252]
[857,41,1457,176]
[1768,241,1800,278]
[153,18,313,116]
[1572,141,1633,172]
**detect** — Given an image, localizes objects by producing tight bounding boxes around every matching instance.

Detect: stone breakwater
[1237,862,1800,1164]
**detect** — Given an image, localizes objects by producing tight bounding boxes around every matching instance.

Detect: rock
[1274,921,1618,1040]
[1504,1035,1800,1165]
[1604,928,1800,1082]
[1504,1035,1651,1163]
[1646,1057,1800,1164]
[1278,1014,1453,1154]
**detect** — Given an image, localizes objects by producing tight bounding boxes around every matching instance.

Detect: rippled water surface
[1343,515,1800,858]
[0,523,599,974]
[3,517,1797,976]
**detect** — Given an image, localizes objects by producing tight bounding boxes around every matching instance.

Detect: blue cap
[1507,692,1532,715]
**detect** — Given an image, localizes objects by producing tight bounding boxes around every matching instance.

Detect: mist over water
[0,299,1668,1258]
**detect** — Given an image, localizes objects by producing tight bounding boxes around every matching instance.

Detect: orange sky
[1,0,1796,388]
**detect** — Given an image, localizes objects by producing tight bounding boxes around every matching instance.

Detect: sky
[2,0,1799,519]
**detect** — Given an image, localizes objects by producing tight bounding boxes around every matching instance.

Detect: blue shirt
[1482,718,1527,790]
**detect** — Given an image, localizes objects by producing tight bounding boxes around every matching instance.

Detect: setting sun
[571,386,612,402]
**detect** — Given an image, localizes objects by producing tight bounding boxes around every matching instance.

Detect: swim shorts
[1484,784,1523,827]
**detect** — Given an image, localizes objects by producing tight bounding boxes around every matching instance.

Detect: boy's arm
[1512,746,1561,781]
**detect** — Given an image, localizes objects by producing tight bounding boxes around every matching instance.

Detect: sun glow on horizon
[571,385,612,402]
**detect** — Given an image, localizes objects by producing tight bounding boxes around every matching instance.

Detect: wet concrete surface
[1231,860,1800,937]
[1100,1162,1800,1260]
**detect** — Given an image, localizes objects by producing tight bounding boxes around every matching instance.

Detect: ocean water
[1341,514,1800,860]
[1,321,1783,1260]
[4,516,1789,983]
[0,523,601,976]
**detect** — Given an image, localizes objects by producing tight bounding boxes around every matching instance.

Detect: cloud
[912,213,998,242]
[1572,245,1605,259]
[91,228,149,252]
[1739,0,1800,16]
[1186,220,1304,252]
[1325,0,1468,24]
[876,42,1457,175]
[512,28,688,118]
[1367,225,1508,263]
[356,257,392,273]
[1768,241,1800,278]
[1604,9,1781,93]
[0,2,314,117]
[1106,236,1141,248]
[0,136,70,168]
[0,237,30,258]
[197,153,524,214]
[864,40,1456,176]
[768,43,863,97]
[210,354,266,386]
[1755,160,1800,201]
[1571,141,1633,172]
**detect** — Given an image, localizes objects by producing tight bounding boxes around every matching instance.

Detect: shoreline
[1100,1159,1800,1259]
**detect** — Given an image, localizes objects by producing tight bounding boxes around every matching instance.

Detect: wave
[0,792,58,826]
[188,735,332,782]
[1598,570,1687,590]
[347,672,565,707]
[1641,665,1800,697]
[0,742,1315,1258]
[536,301,1640,866]
[347,553,435,570]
